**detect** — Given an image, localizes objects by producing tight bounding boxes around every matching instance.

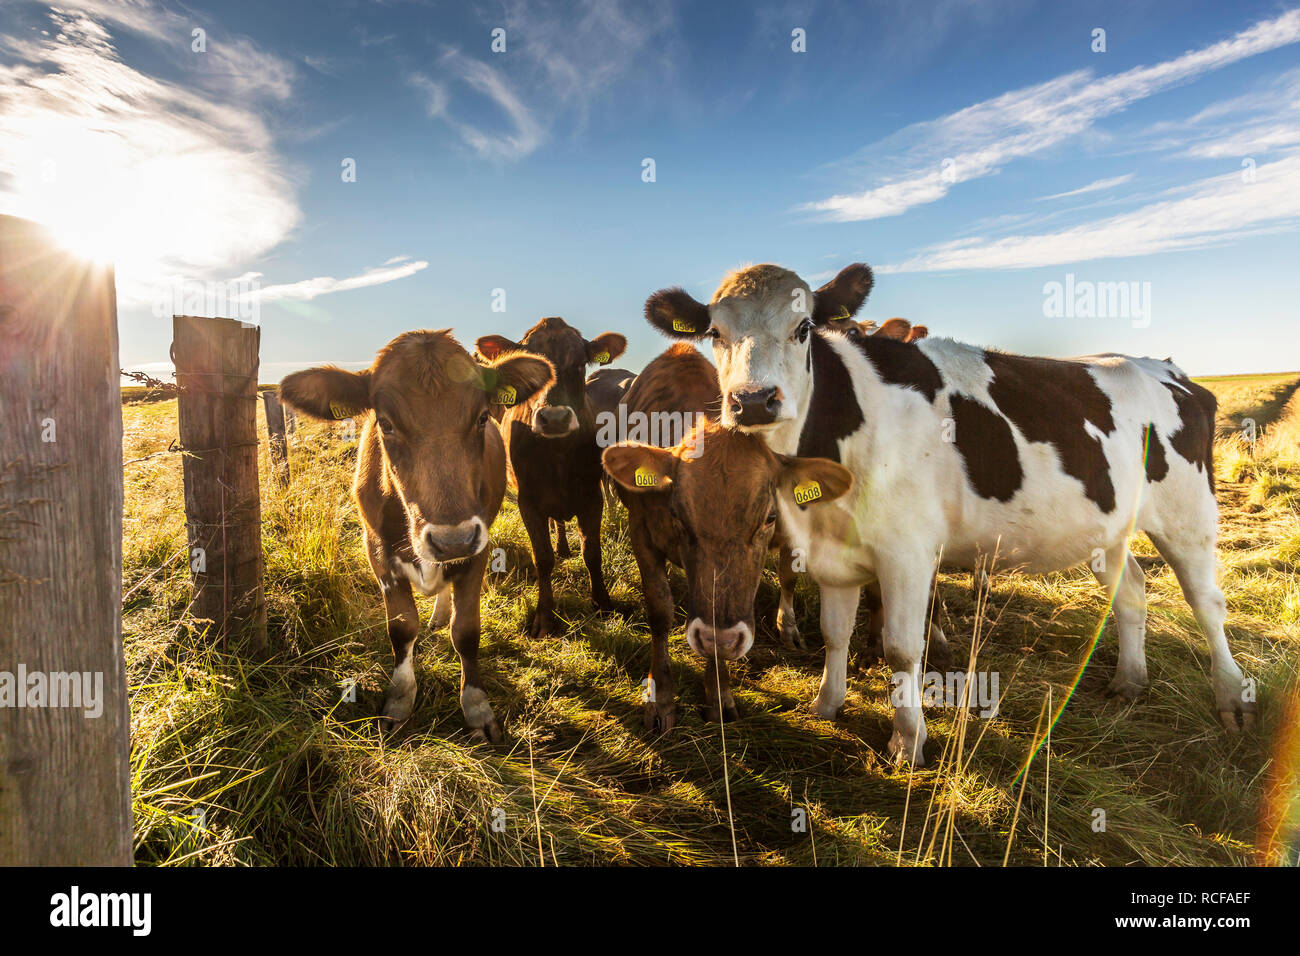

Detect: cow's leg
[431,586,452,629]
[576,495,614,614]
[379,576,421,729]
[702,657,738,723]
[632,525,676,733]
[877,557,934,766]
[775,544,806,649]
[450,555,501,743]
[554,519,571,560]
[520,499,559,639]
[862,580,884,664]
[1091,545,1148,700]
[1148,530,1256,731]
[811,585,860,719]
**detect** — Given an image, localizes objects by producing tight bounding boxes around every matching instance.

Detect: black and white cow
[644,263,1255,765]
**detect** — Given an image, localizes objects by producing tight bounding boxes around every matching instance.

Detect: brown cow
[476,317,627,638]
[603,344,851,730]
[279,330,553,740]
[824,315,928,343]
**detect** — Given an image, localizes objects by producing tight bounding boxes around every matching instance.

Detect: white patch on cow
[394,556,446,596]
[460,685,494,728]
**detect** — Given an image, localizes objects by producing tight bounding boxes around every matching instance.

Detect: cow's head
[643,263,873,432]
[477,317,626,439]
[603,421,851,661]
[280,330,553,564]
[826,315,927,344]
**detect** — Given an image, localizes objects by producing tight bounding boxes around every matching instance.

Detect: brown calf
[476,317,627,638]
[825,315,928,343]
[603,344,850,730]
[279,330,553,740]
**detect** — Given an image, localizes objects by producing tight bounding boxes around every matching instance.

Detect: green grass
[122,380,1300,866]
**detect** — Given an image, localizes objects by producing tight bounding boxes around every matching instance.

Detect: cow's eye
[378,417,395,437]
[764,509,778,527]
[477,410,491,430]
[795,318,814,343]
[706,328,722,341]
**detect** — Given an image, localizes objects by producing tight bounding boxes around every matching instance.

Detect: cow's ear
[587,332,627,366]
[905,324,929,343]
[482,353,554,407]
[776,455,852,508]
[874,317,912,340]
[475,334,524,362]
[602,443,675,493]
[645,287,712,339]
[279,366,371,421]
[811,263,873,326]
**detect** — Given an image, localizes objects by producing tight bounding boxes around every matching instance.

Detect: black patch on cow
[984,351,1117,514]
[1163,376,1217,494]
[796,332,864,463]
[1143,424,1168,483]
[853,335,944,402]
[950,393,1023,502]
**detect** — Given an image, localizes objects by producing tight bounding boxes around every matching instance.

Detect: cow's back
[623,343,721,431]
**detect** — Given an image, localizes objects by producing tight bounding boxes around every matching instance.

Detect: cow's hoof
[809,696,843,720]
[702,702,739,723]
[1220,700,1257,733]
[381,696,414,731]
[1105,676,1148,701]
[778,624,806,651]
[887,731,927,768]
[528,609,558,639]
[644,701,677,734]
[468,717,503,744]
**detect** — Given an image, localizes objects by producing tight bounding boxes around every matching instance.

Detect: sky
[1,0,1298,379]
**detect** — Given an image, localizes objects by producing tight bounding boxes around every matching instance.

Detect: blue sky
[2,0,1298,378]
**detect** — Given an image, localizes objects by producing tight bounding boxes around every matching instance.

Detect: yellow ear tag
[671,318,694,333]
[493,384,517,406]
[833,307,851,320]
[634,465,659,488]
[329,400,360,420]
[793,480,822,505]
[593,350,610,364]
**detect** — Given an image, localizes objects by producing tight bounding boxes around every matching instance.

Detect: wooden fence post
[0,214,132,865]
[261,388,290,486]
[172,314,267,653]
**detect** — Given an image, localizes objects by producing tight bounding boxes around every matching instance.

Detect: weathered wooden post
[261,387,290,486]
[0,214,133,865]
[172,314,267,653]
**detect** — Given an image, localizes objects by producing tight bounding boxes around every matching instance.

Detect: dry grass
[121,375,1300,866]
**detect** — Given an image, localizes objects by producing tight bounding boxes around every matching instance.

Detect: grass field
[121,371,1300,866]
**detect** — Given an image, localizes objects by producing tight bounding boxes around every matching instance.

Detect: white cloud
[1036,174,1134,201]
[245,259,429,303]
[883,154,1300,272]
[409,0,675,162]
[802,9,1300,221]
[0,3,301,302]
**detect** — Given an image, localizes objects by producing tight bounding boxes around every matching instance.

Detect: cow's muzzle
[727,386,781,428]
[533,405,579,438]
[685,618,754,661]
[419,516,487,564]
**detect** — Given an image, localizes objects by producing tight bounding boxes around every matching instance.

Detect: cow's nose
[685,619,754,661]
[534,405,577,436]
[728,386,780,427]
[421,519,483,563]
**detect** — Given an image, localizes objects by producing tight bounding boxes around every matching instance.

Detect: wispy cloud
[245,259,429,303]
[1036,174,1134,202]
[0,2,301,301]
[883,154,1300,272]
[802,9,1300,221]
[409,0,675,162]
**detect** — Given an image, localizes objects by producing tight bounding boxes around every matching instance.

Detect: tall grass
[120,376,1300,866]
